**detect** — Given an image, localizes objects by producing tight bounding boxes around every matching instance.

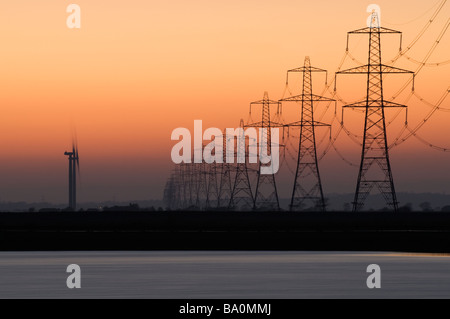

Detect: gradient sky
[0,1,448,204]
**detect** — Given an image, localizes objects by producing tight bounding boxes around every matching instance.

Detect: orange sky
[0,1,448,203]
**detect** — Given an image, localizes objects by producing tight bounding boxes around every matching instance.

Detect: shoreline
[1,211,450,252]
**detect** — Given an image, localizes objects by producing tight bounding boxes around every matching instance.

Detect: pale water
[0,251,449,298]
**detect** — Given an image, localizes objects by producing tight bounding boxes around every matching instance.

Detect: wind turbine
[64,136,80,211]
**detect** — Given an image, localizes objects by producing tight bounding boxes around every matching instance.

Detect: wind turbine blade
[72,127,80,176]
[72,125,78,153]
[75,141,80,174]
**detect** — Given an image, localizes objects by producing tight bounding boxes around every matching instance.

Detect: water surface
[0,251,449,298]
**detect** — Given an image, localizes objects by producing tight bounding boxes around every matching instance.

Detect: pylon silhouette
[205,162,219,209]
[245,92,282,210]
[218,132,234,209]
[196,161,208,209]
[281,56,334,211]
[229,119,254,211]
[163,167,182,210]
[335,12,414,211]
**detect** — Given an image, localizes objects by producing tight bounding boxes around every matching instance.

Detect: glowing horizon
[0,0,448,204]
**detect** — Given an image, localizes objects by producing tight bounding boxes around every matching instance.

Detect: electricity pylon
[218,132,233,209]
[163,167,181,210]
[185,162,194,208]
[163,173,175,209]
[206,162,219,209]
[281,56,334,211]
[245,92,282,210]
[229,119,254,211]
[196,161,208,210]
[335,12,414,211]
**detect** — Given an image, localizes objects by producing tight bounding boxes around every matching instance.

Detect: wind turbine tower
[64,140,80,211]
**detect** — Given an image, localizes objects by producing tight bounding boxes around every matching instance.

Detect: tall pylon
[206,162,219,209]
[245,92,282,210]
[196,161,208,210]
[335,12,414,211]
[163,168,180,210]
[218,132,233,209]
[162,174,175,209]
[185,162,194,208]
[281,57,334,211]
[177,162,186,209]
[229,119,254,211]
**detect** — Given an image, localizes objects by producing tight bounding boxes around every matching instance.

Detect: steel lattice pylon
[245,92,282,211]
[206,162,219,209]
[335,13,414,212]
[281,57,334,211]
[163,167,180,210]
[196,161,208,210]
[185,162,194,208]
[218,133,234,209]
[229,119,254,211]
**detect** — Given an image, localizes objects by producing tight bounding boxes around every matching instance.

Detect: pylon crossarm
[337,64,415,75]
[287,66,327,73]
[311,94,336,102]
[250,99,281,105]
[337,65,370,74]
[284,121,330,127]
[348,27,401,34]
[244,121,285,128]
[380,65,415,74]
[343,100,407,108]
[280,94,335,102]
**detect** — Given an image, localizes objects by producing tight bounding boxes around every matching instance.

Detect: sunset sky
[0,0,448,204]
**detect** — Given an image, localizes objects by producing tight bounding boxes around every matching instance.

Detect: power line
[383,0,444,26]
[389,86,450,148]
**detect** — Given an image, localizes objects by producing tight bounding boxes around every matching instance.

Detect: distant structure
[163,170,177,210]
[281,57,334,211]
[335,12,414,211]
[64,139,80,211]
[245,92,283,210]
[229,119,254,210]
[218,132,234,209]
[206,161,220,209]
[163,10,431,212]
